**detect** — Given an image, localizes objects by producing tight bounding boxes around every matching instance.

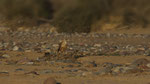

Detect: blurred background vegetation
[0,0,150,33]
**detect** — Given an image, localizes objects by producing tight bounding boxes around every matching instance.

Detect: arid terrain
[0,28,149,84]
[0,0,150,83]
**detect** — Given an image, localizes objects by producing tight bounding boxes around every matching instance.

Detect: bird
[57,39,67,53]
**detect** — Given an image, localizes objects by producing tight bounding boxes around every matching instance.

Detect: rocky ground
[0,29,150,84]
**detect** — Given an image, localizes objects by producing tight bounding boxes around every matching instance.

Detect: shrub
[52,0,113,33]
[0,0,53,27]
[0,0,150,32]
[52,0,150,33]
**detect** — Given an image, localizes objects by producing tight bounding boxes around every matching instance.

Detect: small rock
[43,77,57,84]
[70,69,78,72]
[0,71,9,75]
[145,49,150,56]
[97,67,112,75]
[112,66,123,73]
[44,52,51,57]
[123,66,142,73]
[13,46,23,51]
[112,65,142,74]
[17,57,30,65]
[13,46,19,51]
[52,44,59,48]
[25,71,39,75]
[146,63,150,68]
[81,72,93,77]
[94,44,101,47]
[25,50,32,52]
[102,62,114,68]
[132,58,150,66]
[2,54,10,58]
[40,69,53,74]
[15,68,25,72]
[66,65,74,68]
[78,68,88,72]
[137,48,145,51]
[83,61,97,67]
[26,62,34,65]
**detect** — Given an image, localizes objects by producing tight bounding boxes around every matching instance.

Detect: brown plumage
[58,39,67,53]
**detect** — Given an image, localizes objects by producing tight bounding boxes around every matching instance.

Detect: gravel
[1,30,150,77]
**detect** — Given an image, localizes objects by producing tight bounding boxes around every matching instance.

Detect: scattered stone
[25,50,32,52]
[15,68,25,72]
[2,54,10,58]
[6,60,17,65]
[0,31,150,77]
[0,32,149,56]
[25,71,39,75]
[52,44,59,48]
[44,52,51,57]
[0,71,9,74]
[40,69,53,74]
[17,57,31,65]
[132,58,150,66]
[112,66,142,74]
[66,65,74,68]
[94,44,101,47]
[0,71,9,76]
[146,63,150,68]
[97,67,112,75]
[82,61,97,67]
[26,62,34,65]
[43,77,57,84]
[13,46,19,51]
[102,62,114,68]
[81,72,93,77]
[111,66,123,74]
[70,69,78,72]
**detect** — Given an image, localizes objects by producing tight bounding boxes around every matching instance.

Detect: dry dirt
[0,29,150,84]
[0,51,150,84]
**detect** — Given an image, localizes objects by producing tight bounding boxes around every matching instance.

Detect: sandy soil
[0,51,150,84]
[0,30,149,84]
